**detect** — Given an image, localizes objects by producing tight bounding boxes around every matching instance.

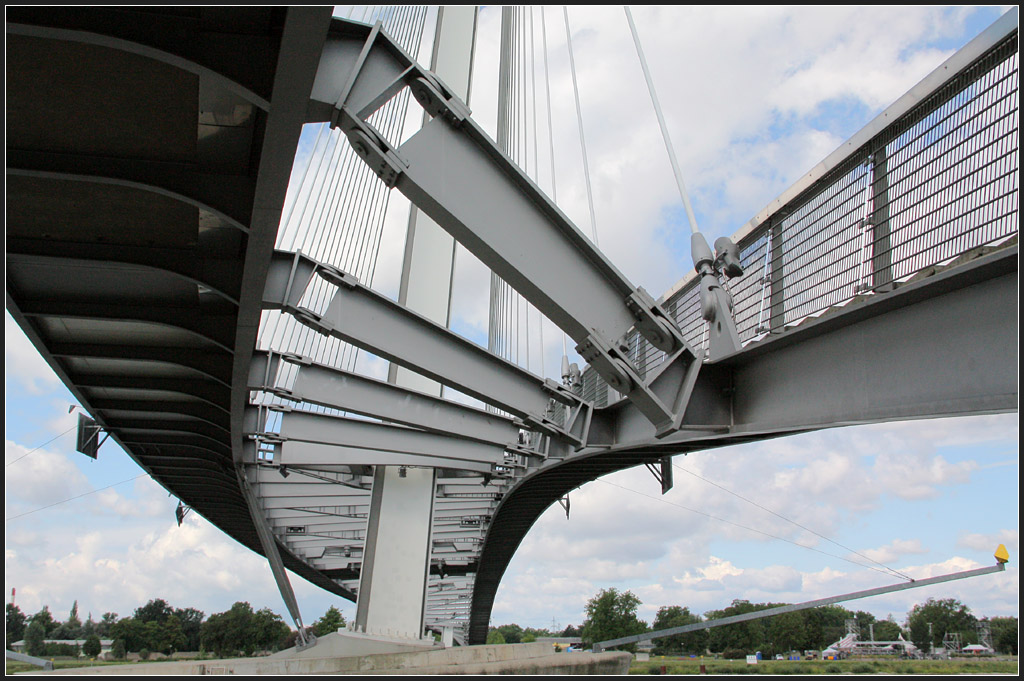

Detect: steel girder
[307,18,702,436]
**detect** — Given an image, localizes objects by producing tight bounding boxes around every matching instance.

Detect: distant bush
[139,648,150,660]
[43,643,80,657]
[83,635,102,658]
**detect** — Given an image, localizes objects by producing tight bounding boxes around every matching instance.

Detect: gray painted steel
[5,6,1018,653]
[5,651,54,670]
[594,562,1007,652]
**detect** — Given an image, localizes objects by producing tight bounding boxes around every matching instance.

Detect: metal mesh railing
[587,27,1018,392]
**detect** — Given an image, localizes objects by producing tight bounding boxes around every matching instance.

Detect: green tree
[98,612,118,638]
[485,629,506,644]
[651,605,707,655]
[705,600,773,654]
[519,626,548,644]
[151,615,187,654]
[561,624,580,638]
[252,608,290,652]
[25,620,46,657]
[81,614,97,639]
[493,623,524,644]
[134,599,174,624]
[312,605,346,637]
[766,610,805,655]
[801,605,853,649]
[6,603,27,649]
[871,616,904,641]
[29,605,58,637]
[989,616,1017,654]
[906,598,976,653]
[82,634,102,658]
[172,607,204,652]
[111,638,126,659]
[201,602,283,657]
[50,600,82,641]
[67,601,82,632]
[580,588,647,652]
[110,617,146,652]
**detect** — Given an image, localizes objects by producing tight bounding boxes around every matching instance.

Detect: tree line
[5,599,350,659]
[489,589,1018,657]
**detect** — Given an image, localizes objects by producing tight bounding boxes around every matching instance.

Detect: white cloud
[4,5,1015,637]
[858,539,929,565]
[5,312,60,395]
[957,530,1018,554]
[5,440,92,510]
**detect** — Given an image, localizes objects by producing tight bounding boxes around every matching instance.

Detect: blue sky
[5,5,1017,635]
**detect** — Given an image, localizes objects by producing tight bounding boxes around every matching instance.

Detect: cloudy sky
[5,5,1017,636]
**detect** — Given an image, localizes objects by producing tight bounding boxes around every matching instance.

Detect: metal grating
[585,29,1019,389]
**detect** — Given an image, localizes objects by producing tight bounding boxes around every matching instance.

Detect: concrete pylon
[353,6,479,645]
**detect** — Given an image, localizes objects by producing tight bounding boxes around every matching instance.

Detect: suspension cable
[563,6,599,247]
[596,477,914,581]
[624,6,700,235]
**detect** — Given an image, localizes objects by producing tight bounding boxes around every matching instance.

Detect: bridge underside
[6,6,1018,648]
[6,6,353,601]
[468,243,1017,643]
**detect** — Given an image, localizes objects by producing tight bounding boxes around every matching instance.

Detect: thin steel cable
[563,6,599,247]
[672,463,914,581]
[6,474,148,522]
[5,424,78,468]
[596,478,914,581]
[624,6,700,235]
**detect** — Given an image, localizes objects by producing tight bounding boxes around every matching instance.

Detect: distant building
[9,639,114,657]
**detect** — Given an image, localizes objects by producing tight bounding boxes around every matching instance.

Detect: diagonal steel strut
[305,19,703,436]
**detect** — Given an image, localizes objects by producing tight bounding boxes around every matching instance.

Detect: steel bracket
[281,352,313,367]
[409,75,471,127]
[626,287,683,354]
[315,262,360,289]
[577,332,691,436]
[344,124,407,188]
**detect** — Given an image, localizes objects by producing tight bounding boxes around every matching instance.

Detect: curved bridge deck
[6,6,1018,646]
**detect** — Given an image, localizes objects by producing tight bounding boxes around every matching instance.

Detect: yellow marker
[994,544,1009,564]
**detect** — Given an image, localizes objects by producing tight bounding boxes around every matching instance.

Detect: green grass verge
[628,656,1019,675]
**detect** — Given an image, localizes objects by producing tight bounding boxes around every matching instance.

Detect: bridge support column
[352,6,478,644]
[355,465,437,639]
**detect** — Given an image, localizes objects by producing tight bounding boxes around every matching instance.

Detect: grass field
[629,656,1019,675]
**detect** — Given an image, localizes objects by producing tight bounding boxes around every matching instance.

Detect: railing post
[870,144,893,291]
[768,218,786,332]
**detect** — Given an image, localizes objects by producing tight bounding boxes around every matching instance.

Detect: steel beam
[277,410,510,467]
[728,256,1018,434]
[308,19,702,434]
[263,250,585,441]
[276,355,523,447]
[595,561,1007,652]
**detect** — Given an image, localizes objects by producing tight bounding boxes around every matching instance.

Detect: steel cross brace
[262,250,590,448]
[250,350,527,451]
[308,19,703,436]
